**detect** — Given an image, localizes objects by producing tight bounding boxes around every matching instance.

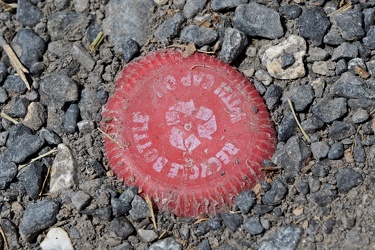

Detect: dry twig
[89,31,104,52]
[0,224,9,250]
[145,195,157,230]
[39,166,52,197]
[0,36,31,90]
[18,148,58,171]
[97,127,125,149]
[287,99,311,142]
[327,1,352,17]
[0,112,18,125]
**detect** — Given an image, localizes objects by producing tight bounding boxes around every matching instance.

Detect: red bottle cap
[101,50,276,217]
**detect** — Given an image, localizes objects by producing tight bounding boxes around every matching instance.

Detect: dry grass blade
[0,224,9,250]
[0,36,31,90]
[145,195,157,230]
[89,31,104,52]
[18,148,58,171]
[287,99,311,142]
[327,1,352,17]
[0,1,17,12]
[39,166,52,197]
[97,127,125,149]
[193,218,209,224]
[0,112,18,125]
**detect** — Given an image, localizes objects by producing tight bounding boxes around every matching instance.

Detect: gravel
[0,0,374,249]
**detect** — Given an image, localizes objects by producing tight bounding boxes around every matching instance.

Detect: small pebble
[336,168,363,193]
[180,25,218,47]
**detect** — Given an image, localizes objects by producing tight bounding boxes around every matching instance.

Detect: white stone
[261,35,306,80]
[312,61,328,75]
[50,144,79,193]
[40,228,74,250]
[154,0,168,5]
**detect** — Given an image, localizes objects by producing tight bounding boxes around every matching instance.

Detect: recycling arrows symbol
[165,100,217,153]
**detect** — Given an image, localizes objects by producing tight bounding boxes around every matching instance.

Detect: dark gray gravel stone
[96,89,108,105]
[279,4,302,20]
[254,204,274,215]
[120,186,138,204]
[336,59,347,75]
[0,131,8,146]
[288,84,314,112]
[111,198,131,217]
[208,217,221,230]
[273,136,311,176]
[154,13,185,44]
[149,237,182,250]
[196,221,210,236]
[71,42,96,71]
[244,216,264,235]
[348,98,375,112]
[331,42,358,61]
[363,26,375,49]
[259,225,303,250]
[183,0,207,18]
[19,200,60,241]
[233,3,283,39]
[211,0,248,11]
[330,9,365,41]
[129,195,151,221]
[328,142,344,160]
[180,25,218,47]
[0,63,7,83]
[0,89,6,104]
[103,0,155,48]
[79,88,103,121]
[64,104,80,134]
[277,112,297,142]
[108,217,135,240]
[296,181,310,195]
[298,7,330,45]
[331,72,374,99]
[312,97,347,124]
[12,29,46,71]
[81,207,112,220]
[16,0,43,27]
[311,141,330,160]
[18,161,43,199]
[0,154,17,189]
[38,128,62,145]
[353,135,366,163]
[324,27,346,46]
[89,160,106,177]
[39,73,79,108]
[218,28,248,63]
[236,190,256,214]
[1,218,20,250]
[264,84,282,110]
[70,190,92,210]
[5,123,44,164]
[9,98,29,118]
[3,75,27,94]
[47,11,85,41]
[328,121,355,141]
[336,168,363,193]
[363,8,375,32]
[217,244,235,250]
[281,53,295,69]
[311,163,331,178]
[121,38,139,63]
[86,21,101,42]
[196,239,211,250]
[220,212,243,232]
[301,116,325,134]
[262,179,288,206]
